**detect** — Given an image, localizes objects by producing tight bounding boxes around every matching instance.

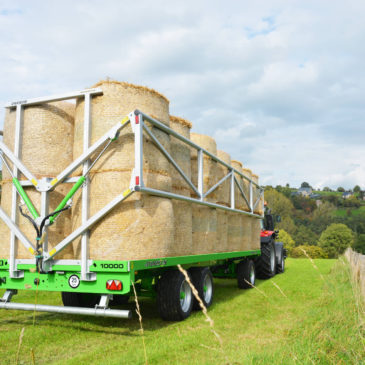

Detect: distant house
[342,191,353,199]
[297,187,313,197]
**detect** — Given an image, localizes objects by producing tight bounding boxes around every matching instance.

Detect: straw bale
[231,160,245,210]
[168,115,192,256]
[0,102,75,259]
[242,167,252,212]
[190,133,217,254]
[215,150,231,253]
[241,215,252,251]
[192,206,217,254]
[251,218,261,251]
[72,80,174,260]
[252,173,264,215]
[227,212,242,252]
[190,133,218,203]
[216,150,231,206]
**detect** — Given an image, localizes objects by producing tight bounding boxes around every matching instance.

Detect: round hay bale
[227,212,242,252]
[216,150,231,252]
[241,215,252,252]
[72,80,174,261]
[242,167,252,212]
[252,173,263,215]
[190,133,217,254]
[251,218,261,251]
[0,102,75,259]
[231,160,244,210]
[216,150,231,206]
[169,115,192,256]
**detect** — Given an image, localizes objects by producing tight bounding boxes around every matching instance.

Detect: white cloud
[0,0,364,190]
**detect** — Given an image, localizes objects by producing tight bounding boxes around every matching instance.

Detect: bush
[318,223,354,258]
[277,229,295,255]
[291,245,328,259]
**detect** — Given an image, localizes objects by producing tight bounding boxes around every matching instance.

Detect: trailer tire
[111,294,130,306]
[256,239,276,279]
[189,267,214,310]
[61,292,80,307]
[157,270,193,321]
[237,259,255,289]
[61,292,101,308]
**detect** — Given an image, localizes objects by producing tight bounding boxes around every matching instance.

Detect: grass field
[0,258,364,364]
[334,206,365,217]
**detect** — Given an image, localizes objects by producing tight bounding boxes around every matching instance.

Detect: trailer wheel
[61,292,80,307]
[61,292,100,308]
[111,294,130,306]
[237,259,255,289]
[256,239,276,279]
[189,267,214,310]
[157,270,193,321]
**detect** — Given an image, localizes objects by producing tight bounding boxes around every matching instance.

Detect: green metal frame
[0,250,260,297]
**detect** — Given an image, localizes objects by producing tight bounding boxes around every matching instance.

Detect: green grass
[313,190,343,197]
[0,258,364,364]
[334,206,365,217]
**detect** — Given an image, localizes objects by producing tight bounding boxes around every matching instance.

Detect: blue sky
[0,0,364,190]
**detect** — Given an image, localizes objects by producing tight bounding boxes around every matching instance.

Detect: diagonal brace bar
[204,171,232,199]
[143,123,200,197]
[0,141,39,187]
[0,206,36,255]
[44,188,134,261]
[234,176,250,209]
[48,118,130,190]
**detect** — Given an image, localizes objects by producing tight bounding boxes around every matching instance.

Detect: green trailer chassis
[0,250,260,297]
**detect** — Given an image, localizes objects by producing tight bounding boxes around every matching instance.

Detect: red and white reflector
[135,114,139,124]
[106,279,122,291]
[135,176,140,185]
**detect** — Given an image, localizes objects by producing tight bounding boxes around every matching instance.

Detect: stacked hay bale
[190,133,217,254]
[228,160,244,251]
[169,116,192,256]
[72,80,174,260]
[0,102,75,259]
[215,150,231,252]
[239,166,252,251]
[251,173,262,251]
[242,167,252,212]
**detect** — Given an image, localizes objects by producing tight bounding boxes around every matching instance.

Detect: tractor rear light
[106,279,122,291]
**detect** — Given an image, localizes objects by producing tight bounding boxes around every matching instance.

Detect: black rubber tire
[277,246,285,273]
[61,292,100,308]
[157,270,193,321]
[61,292,80,307]
[110,294,130,306]
[256,240,277,279]
[189,267,214,310]
[237,259,255,289]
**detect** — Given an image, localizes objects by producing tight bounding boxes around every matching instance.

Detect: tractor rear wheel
[256,240,276,279]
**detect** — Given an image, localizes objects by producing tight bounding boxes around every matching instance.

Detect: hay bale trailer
[0,85,285,321]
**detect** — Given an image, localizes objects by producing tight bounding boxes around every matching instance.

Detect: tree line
[264,184,365,258]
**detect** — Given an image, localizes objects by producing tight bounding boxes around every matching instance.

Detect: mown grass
[0,258,364,364]
[334,205,365,217]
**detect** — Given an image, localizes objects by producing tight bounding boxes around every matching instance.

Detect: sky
[0,0,364,190]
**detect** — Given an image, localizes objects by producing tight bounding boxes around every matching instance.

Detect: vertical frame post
[198,149,204,201]
[81,93,95,281]
[9,105,24,278]
[40,183,49,253]
[249,180,253,213]
[133,112,144,188]
[230,170,235,209]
